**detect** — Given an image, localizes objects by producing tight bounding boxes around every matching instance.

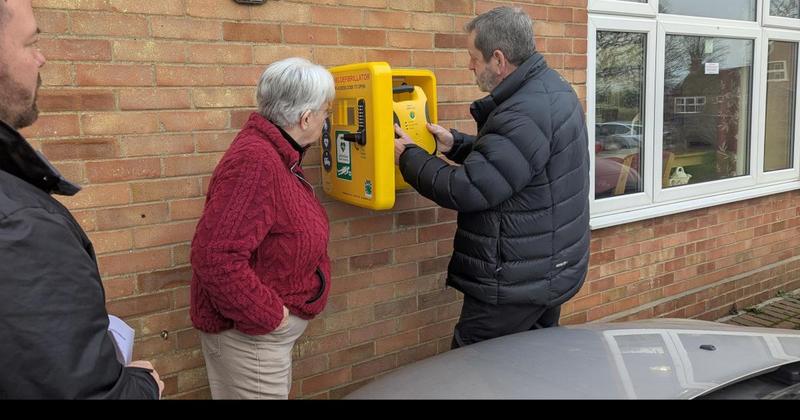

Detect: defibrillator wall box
[392,84,437,190]
[322,62,437,210]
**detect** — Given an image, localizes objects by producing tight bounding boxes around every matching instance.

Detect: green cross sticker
[335,131,352,181]
[364,180,373,198]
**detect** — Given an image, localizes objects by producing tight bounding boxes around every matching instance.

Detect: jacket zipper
[495,210,503,275]
[290,162,315,196]
[290,162,324,304]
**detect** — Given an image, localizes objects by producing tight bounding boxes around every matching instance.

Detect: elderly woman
[190,57,334,399]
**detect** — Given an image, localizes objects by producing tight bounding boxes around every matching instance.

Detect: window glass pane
[771,0,800,19]
[764,41,797,172]
[659,0,757,21]
[663,35,753,188]
[595,31,646,199]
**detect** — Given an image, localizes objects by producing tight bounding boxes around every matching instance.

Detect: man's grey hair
[256,57,335,128]
[465,6,536,66]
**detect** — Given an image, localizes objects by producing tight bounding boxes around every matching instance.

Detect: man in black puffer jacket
[395,6,590,348]
[0,0,162,399]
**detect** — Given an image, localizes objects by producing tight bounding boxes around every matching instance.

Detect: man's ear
[492,50,508,73]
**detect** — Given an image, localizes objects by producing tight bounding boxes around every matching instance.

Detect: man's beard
[0,67,40,130]
[476,67,501,93]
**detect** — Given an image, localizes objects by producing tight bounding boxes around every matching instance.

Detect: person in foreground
[190,57,334,399]
[394,6,590,349]
[0,0,163,399]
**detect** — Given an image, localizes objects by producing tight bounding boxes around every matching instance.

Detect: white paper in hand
[107,314,135,365]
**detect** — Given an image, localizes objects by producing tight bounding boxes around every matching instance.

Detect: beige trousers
[199,315,308,399]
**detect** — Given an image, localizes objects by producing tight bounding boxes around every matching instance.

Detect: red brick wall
[571,192,800,326]
[25,0,587,399]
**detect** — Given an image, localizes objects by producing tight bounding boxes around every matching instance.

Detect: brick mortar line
[594,254,800,323]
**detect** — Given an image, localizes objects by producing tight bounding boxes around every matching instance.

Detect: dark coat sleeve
[444,129,475,164]
[399,120,550,213]
[0,207,158,399]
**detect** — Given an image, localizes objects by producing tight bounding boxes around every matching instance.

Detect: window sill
[590,179,800,230]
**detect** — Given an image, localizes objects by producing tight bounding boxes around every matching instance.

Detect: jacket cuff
[444,129,464,161]
[400,143,421,161]
[398,144,423,179]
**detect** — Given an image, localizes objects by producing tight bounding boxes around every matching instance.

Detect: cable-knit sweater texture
[190,113,331,335]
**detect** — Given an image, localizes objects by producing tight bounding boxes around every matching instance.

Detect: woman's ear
[300,109,312,130]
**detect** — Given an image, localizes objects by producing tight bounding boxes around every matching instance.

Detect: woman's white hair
[256,57,335,128]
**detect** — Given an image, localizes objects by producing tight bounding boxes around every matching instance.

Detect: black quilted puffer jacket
[399,52,590,307]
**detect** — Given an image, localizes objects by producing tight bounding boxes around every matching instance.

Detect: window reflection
[604,328,799,399]
[612,334,679,398]
[771,0,800,19]
[764,41,797,172]
[778,337,800,357]
[663,35,753,187]
[659,0,757,21]
[678,333,773,384]
[595,32,646,199]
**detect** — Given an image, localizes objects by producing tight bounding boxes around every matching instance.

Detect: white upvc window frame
[588,1,800,229]
[589,16,658,215]
[654,21,763,204]
[657,0,762,26]
[757,29,800,184]
[763,0,800,29]
[589,0,659,18]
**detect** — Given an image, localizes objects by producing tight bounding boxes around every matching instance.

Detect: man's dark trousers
[451,295,562,349]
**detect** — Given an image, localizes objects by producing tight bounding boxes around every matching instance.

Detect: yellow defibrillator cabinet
[321,62,437,210]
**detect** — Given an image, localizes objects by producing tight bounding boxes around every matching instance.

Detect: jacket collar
[276,124,308,156]
[470,52,548,128]
[244,112,306,167]
[0,120,80,196]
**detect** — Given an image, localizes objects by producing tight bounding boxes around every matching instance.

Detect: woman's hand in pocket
[276,305,290,331]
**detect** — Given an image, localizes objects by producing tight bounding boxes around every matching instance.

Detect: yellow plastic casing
[324,62,395,210]
[391,82,437,189]
[322,63,437,210]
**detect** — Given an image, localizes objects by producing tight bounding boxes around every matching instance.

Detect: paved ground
[720,290,800,330]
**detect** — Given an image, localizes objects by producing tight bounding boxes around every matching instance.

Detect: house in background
[24,0,800,398]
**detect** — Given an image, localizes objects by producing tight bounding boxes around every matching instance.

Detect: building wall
[575,191,800,326]
[25,0,799,400]
[26,0,587,399]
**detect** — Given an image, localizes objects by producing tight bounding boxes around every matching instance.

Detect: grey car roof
[345,319,800,399]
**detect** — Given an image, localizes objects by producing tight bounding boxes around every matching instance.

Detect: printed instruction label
[335,131,352,181]
[705,63,719,75]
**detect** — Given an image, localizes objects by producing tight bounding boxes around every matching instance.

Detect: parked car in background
[345,319,800,399]
[596,121,642,151]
